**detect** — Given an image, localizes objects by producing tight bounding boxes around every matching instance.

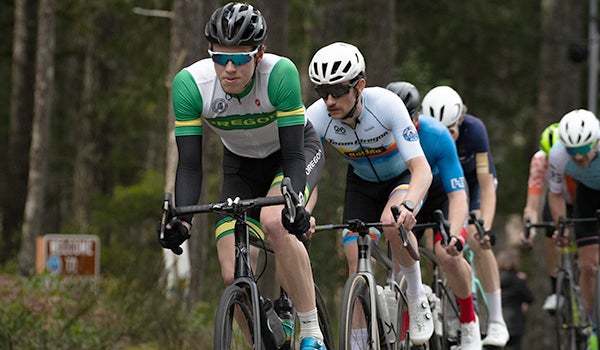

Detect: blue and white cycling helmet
[421,86,464,127]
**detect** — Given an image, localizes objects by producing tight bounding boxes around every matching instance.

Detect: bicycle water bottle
[263,297,287,348]
[376,285,396,343]
[275,293,294,342]
[383,285,398,343]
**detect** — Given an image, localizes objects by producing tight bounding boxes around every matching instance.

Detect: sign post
[36,234,100,277]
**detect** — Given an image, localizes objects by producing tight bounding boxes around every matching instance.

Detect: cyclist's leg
[381,172,434,345]
[541,197,564,310]
[465,177,508,346]
[572,183,600,314]
[261,130,325,345]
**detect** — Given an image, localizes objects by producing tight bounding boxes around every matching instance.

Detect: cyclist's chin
[573,158,591,168]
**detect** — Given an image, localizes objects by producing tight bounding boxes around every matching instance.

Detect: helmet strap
[342,89,361,120]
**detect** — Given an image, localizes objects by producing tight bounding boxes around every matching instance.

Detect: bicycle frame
[160,178,302,349]
[315,219,404,349]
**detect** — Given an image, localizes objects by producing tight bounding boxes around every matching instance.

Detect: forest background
[0,0,595,349]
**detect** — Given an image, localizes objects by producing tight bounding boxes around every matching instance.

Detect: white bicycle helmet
[558,109,600,147]
[421,86,464,127]
[308,42,365,85]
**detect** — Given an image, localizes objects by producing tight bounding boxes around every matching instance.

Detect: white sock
[400,262,425,297]
[485,289,505,325]
[350,328,368,350]
[297,308,324,342]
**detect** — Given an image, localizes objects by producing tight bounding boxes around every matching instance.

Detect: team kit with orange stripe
[306,87,423,244]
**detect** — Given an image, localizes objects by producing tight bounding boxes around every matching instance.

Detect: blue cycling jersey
[417,115,466,194]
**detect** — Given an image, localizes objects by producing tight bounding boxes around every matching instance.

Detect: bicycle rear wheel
[339,274,379,350]
[214,284,262,350]
[556,270,577,350]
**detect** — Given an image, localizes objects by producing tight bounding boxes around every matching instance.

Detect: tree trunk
[164,0,215,304]
[18,0,55,276]
[528,1,586,348]
[366,0,394,87]
[2,0,36,264]
[72,31,100,231]
[254,0,289,55]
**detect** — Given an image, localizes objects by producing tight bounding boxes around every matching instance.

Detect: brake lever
[160,192,173,240]
[281,177,297,223]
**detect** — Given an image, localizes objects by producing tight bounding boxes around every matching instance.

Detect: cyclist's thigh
[573,182,600,247]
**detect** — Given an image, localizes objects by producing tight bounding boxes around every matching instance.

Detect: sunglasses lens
[315,84,351,99]
[211,53,253,66]
[566,143,593,156]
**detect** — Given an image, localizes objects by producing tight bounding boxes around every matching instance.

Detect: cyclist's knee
[220,266,235,286]
[260,211,283,237]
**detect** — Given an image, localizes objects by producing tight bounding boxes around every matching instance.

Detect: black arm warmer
[174,135,203,223]
[278,124,306,198]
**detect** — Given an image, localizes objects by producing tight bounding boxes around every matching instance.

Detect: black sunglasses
[315,80,358,99]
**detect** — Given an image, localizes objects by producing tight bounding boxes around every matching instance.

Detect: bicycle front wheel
[556,270,577,350]
[214,284,262,350]
[339,274,379,350]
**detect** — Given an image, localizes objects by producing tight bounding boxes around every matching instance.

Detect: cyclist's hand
[519,230,535,249]
[475,229,496,249]
[445,236,463,256]
[158,218,191,255]
[282,205,311,237]
[552,228,569,247]
[305,216,317,240]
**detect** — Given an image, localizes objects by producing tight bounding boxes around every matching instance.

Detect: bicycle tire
[556,269,577,350]
[315,283,336,350]
[214,284,262,350]
[472,278,488,340]
[339,274,379,350]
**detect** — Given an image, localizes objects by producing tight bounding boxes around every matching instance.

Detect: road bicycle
[398,210,489,350]
[525,210,600,350]
[314,205,420,350]
[158,177,334,350]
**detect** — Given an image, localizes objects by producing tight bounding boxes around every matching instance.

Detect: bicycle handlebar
[523,209,600,246]
[468,211,493,245]
[412,209,463,251]
[159,177,297,240]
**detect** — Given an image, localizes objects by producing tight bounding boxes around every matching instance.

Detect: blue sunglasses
[208,47,259,66]
[566,140,597,156]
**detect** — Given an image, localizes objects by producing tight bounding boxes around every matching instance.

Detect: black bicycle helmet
[204,2,267,47]
[386,81,420,117]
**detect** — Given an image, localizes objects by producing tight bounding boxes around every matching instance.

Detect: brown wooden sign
[36,234,100,277]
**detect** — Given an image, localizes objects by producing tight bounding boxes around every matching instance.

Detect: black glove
[281,205,311,237]
[483,229,496,246]
[157,218,190,255]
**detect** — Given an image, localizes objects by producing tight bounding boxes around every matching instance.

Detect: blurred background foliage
[0,0,593,348]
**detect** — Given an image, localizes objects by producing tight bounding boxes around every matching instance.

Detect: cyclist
[521,123,575,311]
[387,81,482,349]
[160,3,326,349]
[305,43,434,346]
[421,85,510,347]
[547,109,600,350]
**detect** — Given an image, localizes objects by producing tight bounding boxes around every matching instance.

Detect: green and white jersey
[172,53,305,159]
